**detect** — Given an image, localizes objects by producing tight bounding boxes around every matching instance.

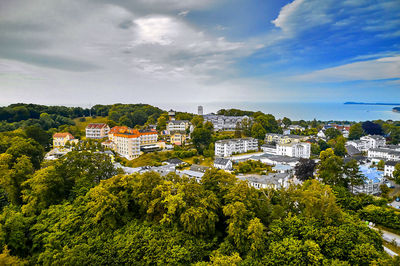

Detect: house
[214,158,233,170]
[317,130,326,139]
[276,142,311,158]
[86,123,110,139]
[345,145,362,156]
[53,132,77,148]
[384,161,400,178]
[261,144,277,155]
[177,169,204,182]
[237,172,292,190]
[352,165,384,195]
[215,138,258,157]
[170,132,188,146]
[166,158,185,166]
[288,125,305,131]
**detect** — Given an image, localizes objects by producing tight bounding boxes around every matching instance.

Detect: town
[48,105,400,198]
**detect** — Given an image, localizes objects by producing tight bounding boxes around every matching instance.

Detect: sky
[0,0,399,107]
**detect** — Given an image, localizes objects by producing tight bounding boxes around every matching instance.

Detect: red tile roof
[86,123,108,129]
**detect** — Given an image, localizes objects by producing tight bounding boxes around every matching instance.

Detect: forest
[1,104,400,264]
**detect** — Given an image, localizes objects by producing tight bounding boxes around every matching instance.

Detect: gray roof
[368,135,385,140]
[261,144,276,149]
[237,172,290,186]
[386,161,400,166]
[168,120,189,124]
[370,148,400,156]
[190,164,210,173]
[166,158,184,165]
[346,145,361,156]
[214,158,231,165]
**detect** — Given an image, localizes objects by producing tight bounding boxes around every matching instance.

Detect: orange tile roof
[109,126,129,134]
[53,132,74,139]
[114,133,140,139]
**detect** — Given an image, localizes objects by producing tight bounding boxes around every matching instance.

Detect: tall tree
[294,158,316,181]
[348,123,364,140]
[317,148,346,187]
[344,159,365,193]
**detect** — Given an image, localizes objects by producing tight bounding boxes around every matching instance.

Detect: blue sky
[0,0,399,106]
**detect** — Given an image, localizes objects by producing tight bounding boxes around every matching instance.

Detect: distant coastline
[393,107,400,113]
[344,102,400,106]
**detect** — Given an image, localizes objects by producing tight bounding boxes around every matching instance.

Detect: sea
[153,102,400,122]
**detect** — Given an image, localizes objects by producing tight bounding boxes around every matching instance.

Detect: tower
[168,109,176,121]
[198,106,203,116]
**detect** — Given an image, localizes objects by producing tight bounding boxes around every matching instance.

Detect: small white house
[384,161,399,178]
[214,158,233,170]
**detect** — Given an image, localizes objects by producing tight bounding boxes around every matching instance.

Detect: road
[369,225,400,256]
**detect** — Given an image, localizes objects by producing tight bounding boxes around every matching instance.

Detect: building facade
[85,123,110,139]
[215,138,258,157]
[53,132,77,148]
[203,114,251,131]
[384,161,400,177]
[276,142,311,158]
[368,148,400,161]
[166,120,191,132]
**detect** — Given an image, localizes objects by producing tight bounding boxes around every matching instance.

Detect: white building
[203,114,251,131]
[166,120,191,132]
[317,130,326,139]
[276,142,311,158]
[214,158,233,170]
[237,173,292,190]
[215,138,258,157]
[85,123,110,139]
[288,125,305,131]
[368,148,400,161]
[261,144,277,155]
[360,135,386,149]
[384,161,400,177]
[347,135,386,152]
[114,132,141,160]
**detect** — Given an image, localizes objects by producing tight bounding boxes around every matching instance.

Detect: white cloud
[294,56,400,82]
[271,0,334,34]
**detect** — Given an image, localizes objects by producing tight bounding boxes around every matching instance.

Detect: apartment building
[265,133,307,144]
[113,132,141,160]
[103,127,158,159]
[347,135,386,152]
[166,120,191,132]
[215,138,258,157]
[85,123,110,139]
[368,148,400,161]
[53,132,78,148]
[360,135,386,149]
[139,129,158,145]
[203,114,251,131]
[276,142,311,158]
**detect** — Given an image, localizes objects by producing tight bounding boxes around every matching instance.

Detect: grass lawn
[73,116,109,132]
[182,156,214,167]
